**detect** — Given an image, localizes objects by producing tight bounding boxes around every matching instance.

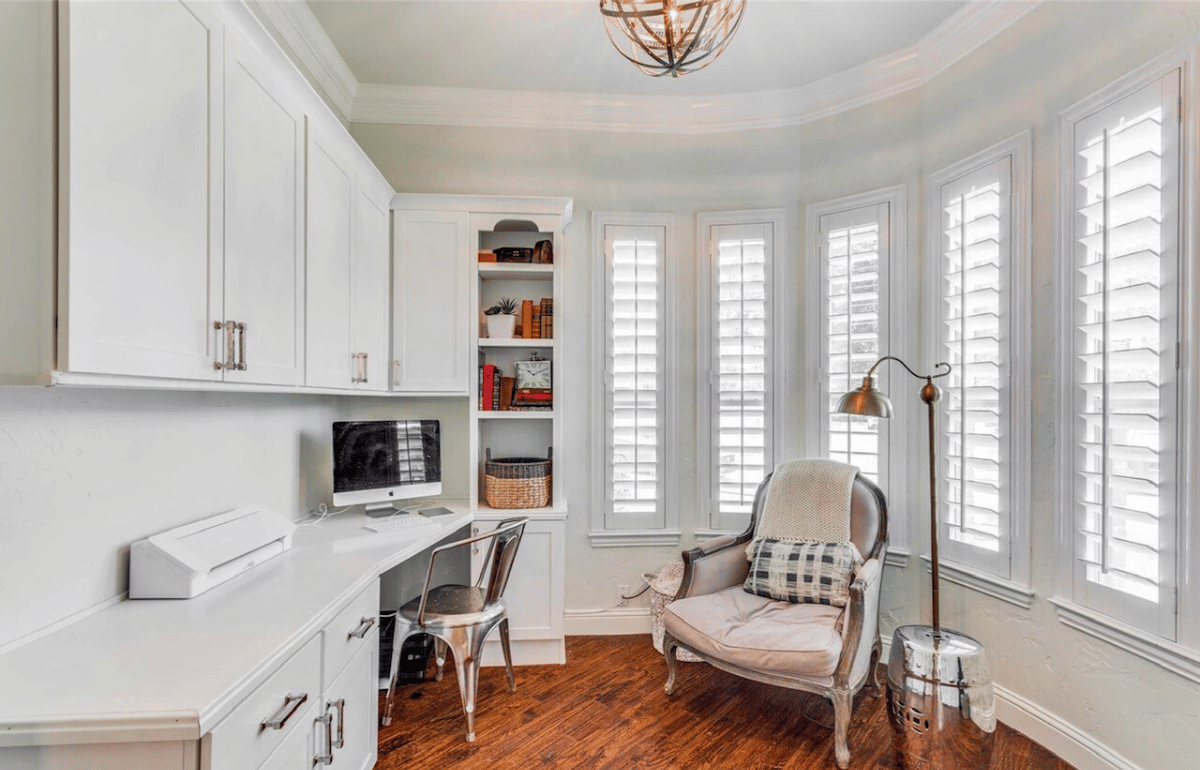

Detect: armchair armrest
[832,556,884,687]
[675,533,753,600]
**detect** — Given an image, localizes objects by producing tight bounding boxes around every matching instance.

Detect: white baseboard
[479,638,565,667]
[563,607,652,636]
[881,637,1145,770]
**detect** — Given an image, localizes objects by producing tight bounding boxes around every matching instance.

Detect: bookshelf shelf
[479,339,554,348]
[475,411,555,420]
[478,263,554,280]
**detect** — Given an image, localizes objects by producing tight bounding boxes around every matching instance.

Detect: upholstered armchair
[662,469,888,769]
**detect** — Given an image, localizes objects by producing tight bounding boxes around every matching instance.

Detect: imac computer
[331,420,442,516]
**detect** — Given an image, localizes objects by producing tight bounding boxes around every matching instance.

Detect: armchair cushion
[744,539,859,607]
[664,586,844,678]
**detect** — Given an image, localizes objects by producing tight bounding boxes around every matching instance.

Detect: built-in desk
[0,508,473,770]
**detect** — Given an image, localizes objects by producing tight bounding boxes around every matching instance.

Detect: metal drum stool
[887,625,996,769]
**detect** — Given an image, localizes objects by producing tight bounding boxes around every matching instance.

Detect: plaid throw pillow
[743,539,859,607]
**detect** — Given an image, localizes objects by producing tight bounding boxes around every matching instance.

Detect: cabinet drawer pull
[314,711,334,765]
[236,321,247,371]
[329,698,346,749]
[259,692,308,732]
[348,616,376,640]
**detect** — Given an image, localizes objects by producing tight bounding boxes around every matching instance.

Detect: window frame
[925,131,1034,608]
[805,185,909,564]
[695,209,787,536]
[1053,42,1200,683]
[589,212,681,547]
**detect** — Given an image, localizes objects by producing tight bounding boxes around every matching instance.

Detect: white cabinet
[351,180,393,392]
[59,0,223,381]
[472,515,565,666]
[318,638,378,770]
[221,29,305,387]
[304,123,355,390]
[391,211,471,394]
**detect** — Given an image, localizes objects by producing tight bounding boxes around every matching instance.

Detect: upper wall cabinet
[391,211,471,394]
[59,0,224,381]
[221,29,305,387]
[353,178,393,393]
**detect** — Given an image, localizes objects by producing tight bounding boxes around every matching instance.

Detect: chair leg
[433,636,447,682]
[381,617,419,727]
[831,688,852,770]
[447,626,486,742]
[867,638,885,698]
[663,632,679,696]
[498,617,516,693]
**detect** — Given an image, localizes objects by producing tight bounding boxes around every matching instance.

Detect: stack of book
[511,388,552,411]
[479,364,519,410]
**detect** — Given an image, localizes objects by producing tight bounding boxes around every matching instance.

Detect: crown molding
[247,0,359,121]
[266,0,1042,133]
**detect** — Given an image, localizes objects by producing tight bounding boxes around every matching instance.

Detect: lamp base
[886,625,996,769]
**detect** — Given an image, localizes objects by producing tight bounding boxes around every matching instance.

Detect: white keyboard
[364,514,437,534]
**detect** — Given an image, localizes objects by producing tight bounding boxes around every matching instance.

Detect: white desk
[0,508,473,769]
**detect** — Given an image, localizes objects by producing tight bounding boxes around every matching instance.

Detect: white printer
[129,505,296,599]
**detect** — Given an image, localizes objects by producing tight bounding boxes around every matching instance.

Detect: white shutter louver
[606,225,666,530]
[1069,71,1179,634]
[939,160,1011,576]
[709,222,773,531]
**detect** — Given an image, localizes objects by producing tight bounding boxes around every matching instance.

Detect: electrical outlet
[617,584,630,606]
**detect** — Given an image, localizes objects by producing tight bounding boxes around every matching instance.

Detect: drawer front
[322,580,380,687]
[208,635,321,770]
[257,701,318,770]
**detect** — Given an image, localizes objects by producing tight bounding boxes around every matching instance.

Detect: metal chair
[381,517,528,741]
[662,471,888,769]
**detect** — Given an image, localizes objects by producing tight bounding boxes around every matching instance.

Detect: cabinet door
[61,0,222,380]
[351,184,391,392]
[256,702,318,770]
[324,633,379,770]
[304,124,354,389]
[392,211,470,393]
[471,519,565,645]
[222,31,304,386]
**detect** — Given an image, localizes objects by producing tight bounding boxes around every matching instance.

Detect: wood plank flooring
[377,635,1076,769]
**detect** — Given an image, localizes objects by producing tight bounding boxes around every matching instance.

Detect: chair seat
[399,585,506,628]
[664,586,845,678]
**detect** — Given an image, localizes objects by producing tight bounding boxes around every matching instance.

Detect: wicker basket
[484,447,552,509]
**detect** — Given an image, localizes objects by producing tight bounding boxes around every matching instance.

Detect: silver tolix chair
[662,471,888,769]
[381,517,528,741]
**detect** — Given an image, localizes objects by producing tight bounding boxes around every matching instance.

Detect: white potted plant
[484,297,518,339]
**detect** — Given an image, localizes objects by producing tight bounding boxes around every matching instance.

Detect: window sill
[589,530,682,548]
[1050,597,1200,685]
[920,556,1035,609]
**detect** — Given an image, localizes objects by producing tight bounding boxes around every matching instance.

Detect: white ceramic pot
[486,313,517,339]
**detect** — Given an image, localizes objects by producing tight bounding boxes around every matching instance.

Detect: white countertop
[0,508,473,747]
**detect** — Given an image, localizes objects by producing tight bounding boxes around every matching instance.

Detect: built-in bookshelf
[468,201,571,514]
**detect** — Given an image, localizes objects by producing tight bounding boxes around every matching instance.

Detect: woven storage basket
[484,447,552,509]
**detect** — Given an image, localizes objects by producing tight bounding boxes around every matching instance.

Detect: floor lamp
[836,355,996,769]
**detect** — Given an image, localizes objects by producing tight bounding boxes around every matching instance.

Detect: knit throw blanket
[747,459,859,556]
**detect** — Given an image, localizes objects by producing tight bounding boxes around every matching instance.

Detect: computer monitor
[331,420,443,516]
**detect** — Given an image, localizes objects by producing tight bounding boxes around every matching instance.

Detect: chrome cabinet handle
[236,322,247,371]
[329,698,346,749]
[392,359,400,387]
[348,616,376,640]
[214,320,236,371]
[313,712,333,766]
[351,352,368,383]
[361,352,368,383]
[472,526,480,555]
[259,692,308,732]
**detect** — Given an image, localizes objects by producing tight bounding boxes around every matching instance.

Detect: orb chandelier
[599,0,747,78]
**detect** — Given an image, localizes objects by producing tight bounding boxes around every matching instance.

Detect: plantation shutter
[604,224,667,530]
[709,222,773,532]
[819,204,890,488]
[1069,70,1179,636]
[938,159,1012,578]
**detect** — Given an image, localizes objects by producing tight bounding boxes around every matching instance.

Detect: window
[1058,64,1183,642]
[807,186,908,555]
[590,213,679,546]
[928,133,1032,602]
[697,211,784,534]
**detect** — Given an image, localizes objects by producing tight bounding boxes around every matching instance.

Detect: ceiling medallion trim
[263,1,1042,133]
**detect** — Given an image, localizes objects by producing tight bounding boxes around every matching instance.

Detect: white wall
[351,4,1200,768]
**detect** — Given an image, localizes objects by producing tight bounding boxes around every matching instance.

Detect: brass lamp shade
[836,375,894,418]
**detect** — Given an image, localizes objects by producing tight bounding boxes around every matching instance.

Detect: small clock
[515,359,552,390]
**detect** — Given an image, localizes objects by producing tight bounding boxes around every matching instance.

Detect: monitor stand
[364,502,399,518]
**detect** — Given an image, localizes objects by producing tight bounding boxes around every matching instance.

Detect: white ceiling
[306,0,968,97]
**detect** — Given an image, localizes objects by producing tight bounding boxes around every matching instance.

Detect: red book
[482,364,496,411]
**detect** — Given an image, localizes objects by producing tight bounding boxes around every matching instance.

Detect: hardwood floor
[377,635,1076,769]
